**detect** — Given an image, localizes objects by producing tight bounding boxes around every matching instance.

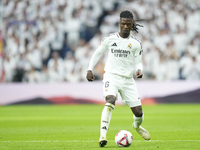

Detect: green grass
[0,104,200,150]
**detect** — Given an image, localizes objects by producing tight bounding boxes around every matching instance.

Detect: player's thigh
[120,82,141,107]
[102,74,119,98]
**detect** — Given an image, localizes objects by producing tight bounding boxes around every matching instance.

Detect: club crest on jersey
[127,43,132,49]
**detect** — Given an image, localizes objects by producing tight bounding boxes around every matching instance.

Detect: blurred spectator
[47,51,64,82]
[48,60,64,82]
[26,43,43,70]
[186,56,200,80]
[63,51,76,81]
[3,54,16,82]
[172,25,188,56]
[47,51,64,74]
[155,55,168,80]
[25,66,41,82]
[40,64,49,82]
[65,67,81,83]
[64,9,81,47]
[179,51,193,80]
[50,25,65,52]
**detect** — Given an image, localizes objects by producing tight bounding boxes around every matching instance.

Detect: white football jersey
[88,32,143,78]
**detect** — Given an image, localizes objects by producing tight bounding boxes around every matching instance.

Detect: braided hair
[120,10,144,33]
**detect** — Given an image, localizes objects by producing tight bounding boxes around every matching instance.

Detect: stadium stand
[1,0,200,82]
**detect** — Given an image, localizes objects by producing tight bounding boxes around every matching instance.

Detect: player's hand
[136,69,143,78]
[86,70,95,82]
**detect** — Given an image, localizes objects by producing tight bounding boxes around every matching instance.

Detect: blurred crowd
[1,0,200,83]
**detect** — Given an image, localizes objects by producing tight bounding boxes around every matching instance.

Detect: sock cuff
[133,114,144,129]
[133,114,144,121]
[105,103,115,109]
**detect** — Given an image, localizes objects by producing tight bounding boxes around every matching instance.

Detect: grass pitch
[0,104,200,150]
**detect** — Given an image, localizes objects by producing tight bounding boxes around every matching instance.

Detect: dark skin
[119,18,133,38]
[86,17,143,117]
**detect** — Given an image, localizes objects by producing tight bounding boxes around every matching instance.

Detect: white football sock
[133,114,144,129]
[100,103,115,139]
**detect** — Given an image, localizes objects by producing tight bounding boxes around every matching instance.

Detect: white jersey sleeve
[134,42,143,72]
[87,39,108,71]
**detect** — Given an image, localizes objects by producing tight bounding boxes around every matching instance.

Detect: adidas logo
[101,126,107,130]
[111,42,117,46]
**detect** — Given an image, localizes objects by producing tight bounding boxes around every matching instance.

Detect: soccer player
[86,10,150,147]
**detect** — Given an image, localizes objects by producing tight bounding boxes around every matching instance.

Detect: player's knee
[131,106,143,117]
[106,95,116,105]
[135,111,143,117]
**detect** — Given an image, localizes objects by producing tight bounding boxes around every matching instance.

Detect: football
[115,130,133,147]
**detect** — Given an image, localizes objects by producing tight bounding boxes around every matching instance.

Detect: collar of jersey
[118,32,131,39]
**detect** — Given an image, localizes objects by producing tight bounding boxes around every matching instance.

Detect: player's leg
[99,73,118,147]
[131,105,143,128]
[131,105,150,140]
[120,78,150,140]
[99,95,116,147]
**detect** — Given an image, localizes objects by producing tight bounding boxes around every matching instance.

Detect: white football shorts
[102,72,141,107]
